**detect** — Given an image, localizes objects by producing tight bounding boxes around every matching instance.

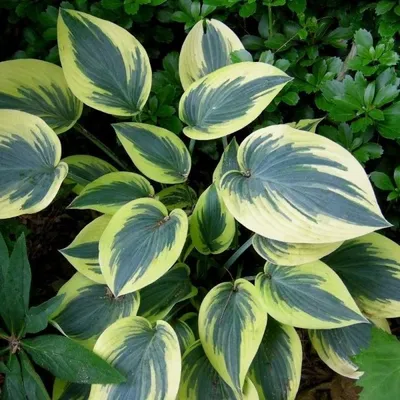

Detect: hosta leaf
[190,183,236,255]
[99,198,188,296]
[256,261,367,329]
[287,118,324,133]
[58,9,151,116]
[60,215,111,284]
[68,172,154,214]
[179,19,244,90]
[179,62,291,140]
[0,110,68,219]
[0,59,82,134]
[157,184,197,211]
[178,340,259,400]
[62,155,117,195]
[309,321,389,378]
[53,379,90,400]
[213,138,239,185]
[252,234,342,266]
[138,263,197,322]
[249,318,302,400]
[113,123,191,184]
[52,273,140,348]
[198,279,267,396]
[220,124,389,243]
[90,317,181,400]
[323,233,400,318]
[170,318,196,354]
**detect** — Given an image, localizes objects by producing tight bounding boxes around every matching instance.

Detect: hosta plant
[1,8,400,400]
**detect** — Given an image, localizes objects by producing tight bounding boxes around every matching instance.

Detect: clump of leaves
[0,233,124,398]
[370,166,400,202]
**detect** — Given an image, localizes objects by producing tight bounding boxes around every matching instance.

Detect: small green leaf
[19,351,50,400]
[369,109,385,121]
[0,234,31,336]
[353,143,383,164]
[370,172,395,191]
[22,335,125,384]
[239,2,257,17]
[281,91,299,105]
[288,0,306,14]
[354,327,400,400]
[387,191,399,201]
[376,0,395,15]
[355,29,373,49]
[230,49,253,63]
[394,166,400,188]
[2,356,25,400]
[25,295,65,334]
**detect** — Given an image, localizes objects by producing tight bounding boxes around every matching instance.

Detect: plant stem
[189,139,196,155]
[224,235,254,271]
[268,5,273,37]
[337,42,357,81]
[222,136,228,149]
[74,123,131,170]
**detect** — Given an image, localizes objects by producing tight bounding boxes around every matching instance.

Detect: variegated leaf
[256,261,367,329]
[51,273,140,349]
[58,9,151,116]
[249,318,302,400]
[68,172,154,215]
[0,59,82,134]
[220,124,389,243]
[99,198,188,296]
[62,155,117,195]
[157,184,197,212]
[179,62,291,140]
[179,19,244,90]
[324,233,400,318]
[113,123,191,184]
[138,263,197,322]
[213,137,239,186]
[190,183,236,255]
[0,110,68,219]
[286,118,324,133]
[90,317,181,400]
[60,215,111,284]
[170,318,196,355]
[178,340,259,400]
[53,379,90,400]
[252,234,342,266]
[199,279,267,396]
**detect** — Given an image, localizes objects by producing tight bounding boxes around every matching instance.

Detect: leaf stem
[224,235,254,271]
[268,5,273,37]
[74,123,131,171]
[189,139,196,154]
[222,136,228,149]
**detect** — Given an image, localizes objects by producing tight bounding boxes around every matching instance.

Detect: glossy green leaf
[0,59,82,134]
[22,335,125,384]
[58,9,151,116]
[199,279,267,396]
[249,318,302,400]
[53,379,90,400]
[190,183,236,255]
[220,124,389,243]
[90,317,181,400]
[60,215,111,284]
[252,234,342,266]
[52,273,140,348]
[19,351,50,400]
[68,172,154,214]
[138,263,197,322]
[179,62,291,140]
[0,110,68,219]
[0,234,30,335]
[26,295,65,334]
[2,356,25,400]
[62,155,118,195]
[323,233,400,318]
[179,19,244,90]
[99,198,188,296]
[256,261,367,329]
[113,123,191,184]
